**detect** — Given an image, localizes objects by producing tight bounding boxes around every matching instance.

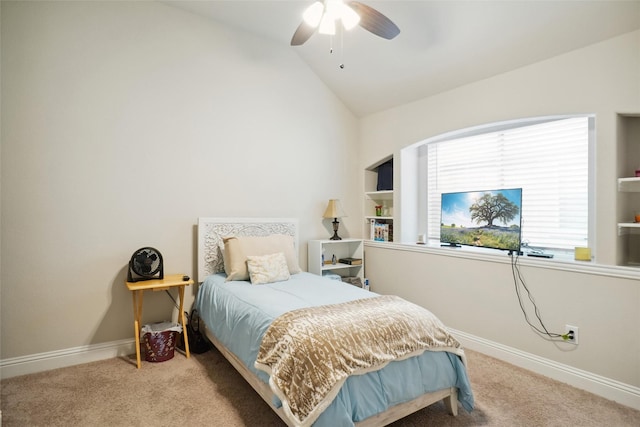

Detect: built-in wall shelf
[616,113,640,266]
[365,190,394,201]
[364,157,394,242]
[618,222,640,235]
[618,177,640,192]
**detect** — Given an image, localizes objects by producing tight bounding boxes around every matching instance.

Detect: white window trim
[403,114,595,258]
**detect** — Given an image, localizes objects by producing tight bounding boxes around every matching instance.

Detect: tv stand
[441,243,461,248]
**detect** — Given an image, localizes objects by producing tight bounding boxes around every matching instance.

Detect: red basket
[142,330,179,362]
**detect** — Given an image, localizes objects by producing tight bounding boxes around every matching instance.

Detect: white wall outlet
[564,324,579,345]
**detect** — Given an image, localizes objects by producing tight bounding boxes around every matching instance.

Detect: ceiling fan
[291,0,400,46]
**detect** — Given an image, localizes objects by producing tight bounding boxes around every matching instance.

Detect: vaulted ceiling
[164,1,640,117]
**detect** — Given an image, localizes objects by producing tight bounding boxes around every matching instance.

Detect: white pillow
[246,252,291,285]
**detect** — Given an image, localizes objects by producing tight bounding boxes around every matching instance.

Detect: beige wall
[2,0,639,398]
[360,31,640,388]
[365,245,640,387]
[0,1,361,358]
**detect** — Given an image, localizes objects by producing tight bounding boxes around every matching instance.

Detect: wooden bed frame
[196,217,459,426]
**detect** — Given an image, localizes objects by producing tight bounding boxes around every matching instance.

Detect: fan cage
[127,247,164,282]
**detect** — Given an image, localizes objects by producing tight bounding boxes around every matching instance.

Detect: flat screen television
[440,188,522,252]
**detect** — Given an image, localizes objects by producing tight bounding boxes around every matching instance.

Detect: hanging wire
[510,253,567,340]
[165,290,180,310]
[339,24,345,69]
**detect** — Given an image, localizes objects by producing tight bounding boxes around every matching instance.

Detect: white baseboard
[452,328,640,411]
[0,339,135,379]
[2,332,640,412]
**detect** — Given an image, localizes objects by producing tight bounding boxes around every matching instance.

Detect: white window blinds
[426,117,590,250]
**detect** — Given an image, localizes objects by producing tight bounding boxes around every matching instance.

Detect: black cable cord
[514,257,552,335]
[510,253,565,340]
[165,290,180,311]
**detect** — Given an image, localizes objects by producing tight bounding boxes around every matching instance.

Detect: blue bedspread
[196,272,474,426]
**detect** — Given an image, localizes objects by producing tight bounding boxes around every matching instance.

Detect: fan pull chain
[327,28,346,69]
[339,28,345,69]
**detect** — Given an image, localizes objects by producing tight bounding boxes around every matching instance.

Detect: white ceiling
[163,1,640,117]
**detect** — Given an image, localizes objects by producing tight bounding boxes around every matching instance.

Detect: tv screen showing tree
[440,188,522,251]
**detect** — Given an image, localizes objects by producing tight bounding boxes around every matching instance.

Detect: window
[419,116,592,251]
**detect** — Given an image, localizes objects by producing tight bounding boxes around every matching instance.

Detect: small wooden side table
[126,273,194,369]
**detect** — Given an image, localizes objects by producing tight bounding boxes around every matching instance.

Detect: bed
[195,217,474,427]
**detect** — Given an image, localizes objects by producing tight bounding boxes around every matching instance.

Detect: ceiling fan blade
[348,1,400,40]
[291,21,317,46]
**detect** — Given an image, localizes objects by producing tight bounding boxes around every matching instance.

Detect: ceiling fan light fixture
[324,0,342,20]
[291,0,399,46]
[319,14,336,35]
[340,3,360,30]
[302,1,324,27]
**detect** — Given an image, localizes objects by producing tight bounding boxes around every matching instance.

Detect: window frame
[406,114,595,256]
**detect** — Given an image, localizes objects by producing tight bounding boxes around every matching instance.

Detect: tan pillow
[246,252,291,285]
[223,235,300,281]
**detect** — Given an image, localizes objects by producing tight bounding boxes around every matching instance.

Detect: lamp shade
[340,3,360,30]
[302,1,324,27]
[323,199,346,218]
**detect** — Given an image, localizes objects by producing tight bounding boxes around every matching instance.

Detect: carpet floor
[2,347,639,426]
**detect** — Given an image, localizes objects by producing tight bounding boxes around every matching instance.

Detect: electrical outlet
[564,324,579,345]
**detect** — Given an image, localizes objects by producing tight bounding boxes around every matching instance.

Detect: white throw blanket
[255,295,465,427]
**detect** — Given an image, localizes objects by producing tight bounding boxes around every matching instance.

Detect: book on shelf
[338,257,362,265]
[369,218,393,242]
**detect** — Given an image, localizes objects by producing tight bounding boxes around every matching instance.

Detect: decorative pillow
[246,252,291,285]
[223,235,301,281]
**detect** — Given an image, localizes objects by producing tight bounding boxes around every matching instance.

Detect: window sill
[364,240,640,281]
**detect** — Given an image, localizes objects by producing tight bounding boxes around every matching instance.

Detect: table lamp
[323,199,346,240]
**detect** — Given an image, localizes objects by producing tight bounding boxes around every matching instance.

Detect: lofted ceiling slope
[163,1,640,117]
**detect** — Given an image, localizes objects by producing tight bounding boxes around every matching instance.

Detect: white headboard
[197,217,299,283]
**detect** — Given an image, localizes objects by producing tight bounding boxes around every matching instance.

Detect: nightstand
[126,274,194,369]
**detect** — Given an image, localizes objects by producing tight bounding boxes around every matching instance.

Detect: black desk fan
[127,247,163,282]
